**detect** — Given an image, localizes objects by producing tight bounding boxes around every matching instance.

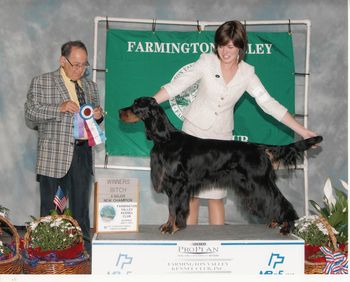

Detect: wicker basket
[22,215,90,274]
[0,215,22,274]
[304,216,347,274]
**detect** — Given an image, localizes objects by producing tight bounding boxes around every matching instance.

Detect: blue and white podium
[92,224,304,275]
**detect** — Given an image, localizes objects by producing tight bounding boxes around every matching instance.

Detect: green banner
[105,29,295,156]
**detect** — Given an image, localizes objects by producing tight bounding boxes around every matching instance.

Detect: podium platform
[92,224,304,275]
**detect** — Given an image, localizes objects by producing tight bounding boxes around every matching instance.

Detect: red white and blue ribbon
[320,246,348,274]
[73,104,106,147]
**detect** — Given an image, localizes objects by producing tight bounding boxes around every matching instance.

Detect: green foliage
[0,205,9,217]
[0,241,12,257]
[49,210,59,216]
[49,208,73,216]
[293,215,329,246]
[0,205,12,257]
[28,216,82,251]
[63,208,73,217]
[309,179,348,244]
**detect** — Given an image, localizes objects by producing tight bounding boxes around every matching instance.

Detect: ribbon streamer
[73,113,85,139]
[73,104,106,146]
[320,246,348,274]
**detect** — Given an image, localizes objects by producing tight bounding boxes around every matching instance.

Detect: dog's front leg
[159,189,191,235]
[159,194,178,234]
[159,215,177,234]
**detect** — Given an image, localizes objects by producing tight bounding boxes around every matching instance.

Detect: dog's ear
[144,105,171,143]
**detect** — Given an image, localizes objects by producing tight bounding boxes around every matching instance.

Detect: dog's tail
[264,136,323,168]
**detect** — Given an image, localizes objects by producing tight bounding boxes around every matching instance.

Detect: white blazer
[163,53,287,134]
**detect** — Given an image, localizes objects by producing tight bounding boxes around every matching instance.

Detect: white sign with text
[95,178,139,233]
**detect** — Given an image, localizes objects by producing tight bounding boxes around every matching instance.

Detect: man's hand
[59,101,79,113]
[93,106,104,120]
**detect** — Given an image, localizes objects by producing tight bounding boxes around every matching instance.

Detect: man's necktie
[71,80,86,106]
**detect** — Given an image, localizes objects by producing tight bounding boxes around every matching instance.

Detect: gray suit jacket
[25,68,101,178]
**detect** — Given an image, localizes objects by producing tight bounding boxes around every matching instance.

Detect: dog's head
[119,96,173,143]
[119,96,159,123]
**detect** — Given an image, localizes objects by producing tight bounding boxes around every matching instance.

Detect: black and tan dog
[119,97,322,234]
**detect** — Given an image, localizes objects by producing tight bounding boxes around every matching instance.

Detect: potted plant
[22,210,90,274]
[0,207,22,274]
[309,178,348,247]
[294,215,335,262]
[0,206,12,261]
[26,215,84,259]
[293,178,348,274]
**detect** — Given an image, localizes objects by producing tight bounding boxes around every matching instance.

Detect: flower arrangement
[22,210,90,274]
[0,205,14,261]
[293,215,333,246]
[25,212,84,260]
[293,178,348,274]
[0,241,12,261]
[293,178,348,248]
[28,216,82,251]
[0,205,9,218]
[0,208,22,274]
[309,178,348,245]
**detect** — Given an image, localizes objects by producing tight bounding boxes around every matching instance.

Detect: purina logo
[259,253,285,275]
[107,253,133,275]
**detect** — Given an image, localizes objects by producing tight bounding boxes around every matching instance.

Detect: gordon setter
[119,97,322,235]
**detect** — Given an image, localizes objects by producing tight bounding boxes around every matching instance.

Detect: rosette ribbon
[73,104,106,147]
[320,246,348,274]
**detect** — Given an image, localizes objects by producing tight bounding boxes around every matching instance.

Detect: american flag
[53,186,67,212]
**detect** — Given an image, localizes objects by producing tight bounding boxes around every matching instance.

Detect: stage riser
[92,225,304,275]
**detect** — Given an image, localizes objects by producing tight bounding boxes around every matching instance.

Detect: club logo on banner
[105,29,295,156]
[169,63,199,121]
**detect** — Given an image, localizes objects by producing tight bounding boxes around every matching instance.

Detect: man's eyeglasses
[65,57,90,70]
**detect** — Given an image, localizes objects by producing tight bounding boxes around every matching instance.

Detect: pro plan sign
[92,236,304,275]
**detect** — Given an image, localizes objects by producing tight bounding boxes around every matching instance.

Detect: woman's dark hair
[61,40,88,57]
[214,21,247,63]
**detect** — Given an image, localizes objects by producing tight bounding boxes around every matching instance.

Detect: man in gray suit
[25,40,103,254]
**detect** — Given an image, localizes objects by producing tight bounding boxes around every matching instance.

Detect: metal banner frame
[92,17,311,215]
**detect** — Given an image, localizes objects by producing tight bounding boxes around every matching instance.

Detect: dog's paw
[268,220,279,229]
[279,222,291,235]
[159,223,170,234]
[268,220,291,235]
[159,222,173,234]
[159,222,179,234]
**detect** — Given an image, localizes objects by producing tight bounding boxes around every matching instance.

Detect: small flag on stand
[53,186,67,212]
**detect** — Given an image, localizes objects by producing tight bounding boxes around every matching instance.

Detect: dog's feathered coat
[119,97,322,234]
